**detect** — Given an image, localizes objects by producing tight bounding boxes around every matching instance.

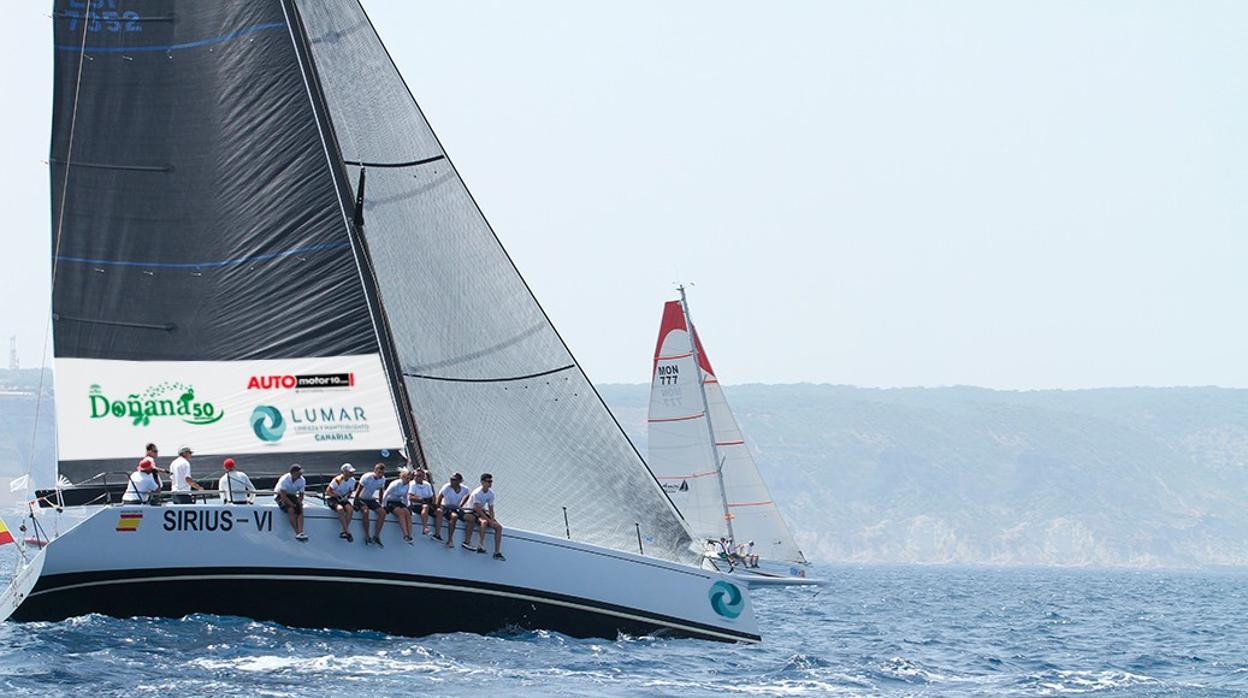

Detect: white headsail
[647,293,808,565]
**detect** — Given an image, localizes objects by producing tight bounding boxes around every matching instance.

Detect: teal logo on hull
[250,405,286,442]
[708,580,743,619]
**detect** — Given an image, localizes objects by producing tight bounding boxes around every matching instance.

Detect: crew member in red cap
[122,457,161,505]
[217,457,255,504]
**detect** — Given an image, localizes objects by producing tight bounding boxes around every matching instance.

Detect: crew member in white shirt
[382,469,415,544]
[407,468,435,537]
[217,457,255,504]
[169,445,203,504]
[122,457,161,504]
[434,472,471,548]
[463,472,504,561]
[274,464,308,541]
[353,463,388,547]
[325,463,357,542]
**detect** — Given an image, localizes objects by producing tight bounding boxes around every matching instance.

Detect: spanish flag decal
[0,516,13,546]
[116,512,143,532]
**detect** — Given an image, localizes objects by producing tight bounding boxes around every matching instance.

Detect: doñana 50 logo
[88,382,224,427]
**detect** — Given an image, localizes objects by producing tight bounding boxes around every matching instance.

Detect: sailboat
[648,287,821,587]
[0,0,760,643]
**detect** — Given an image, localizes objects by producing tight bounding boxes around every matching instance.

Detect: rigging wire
[23,0,94,491]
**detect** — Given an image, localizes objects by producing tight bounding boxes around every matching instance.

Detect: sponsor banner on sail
[53,355,403,462]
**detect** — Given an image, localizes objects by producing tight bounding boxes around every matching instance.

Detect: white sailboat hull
[9,503,760,643]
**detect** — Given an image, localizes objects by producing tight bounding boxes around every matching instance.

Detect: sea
[0,562,1245,697]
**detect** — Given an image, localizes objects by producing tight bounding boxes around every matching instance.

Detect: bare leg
[360,507,371,541]
[296,510,304,536]
[286,507,299,534]
[374,510,387,539]
[492,520,503,554]
[431,507,442,538]
[446,513,458,547]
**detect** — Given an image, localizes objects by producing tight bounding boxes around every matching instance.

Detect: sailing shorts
[384,501,406,514]
[275,496,302,514]
[440,506,462,520]
[355,498,381,512]
[409,497,434,513]
[326,495,351,510]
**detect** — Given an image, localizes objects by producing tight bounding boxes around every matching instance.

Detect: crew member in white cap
[169,445,203,504]
[325,463,357,542]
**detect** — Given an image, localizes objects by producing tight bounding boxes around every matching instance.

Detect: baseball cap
[341,463,356,474]
[450,472,463,481]
[223,458,236,470]
[138,457,155,472]
[178,445,193,455]
[290,463,303,473]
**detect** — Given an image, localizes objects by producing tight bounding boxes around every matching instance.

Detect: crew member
[275,464,308,541]
[464,473,504,561]
[143,442,165,489]
[382,469,415,544]
[325,463,357,542]
[169,445,203,504]
[122,457,161,505]
[407,468,435,537]
[217,457,255,504]
[435,472,470,549]
[354,463,387,547]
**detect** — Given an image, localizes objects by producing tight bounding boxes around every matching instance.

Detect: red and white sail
[647,298,807,565]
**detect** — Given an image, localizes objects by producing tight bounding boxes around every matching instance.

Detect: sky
[2,1,1246,389]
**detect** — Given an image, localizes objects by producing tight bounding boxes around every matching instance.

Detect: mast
[281,0,427,468]
[677,285,735,543]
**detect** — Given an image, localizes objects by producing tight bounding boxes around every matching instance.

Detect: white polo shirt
[123,470,160,503]
[357,472,386,500]
[383,479,408,504]
[169,456,192,492]
[468,485,495,511]
[218,471,255,503]
[408,480,434,501]
[328,475,356,498]
[275,472,305,496]
[438,483,469,510]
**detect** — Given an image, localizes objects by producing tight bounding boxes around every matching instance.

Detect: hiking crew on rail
[123,445,504,561]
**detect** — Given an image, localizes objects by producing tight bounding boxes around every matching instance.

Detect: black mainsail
[48,0,696,562]
[50,1,412,483]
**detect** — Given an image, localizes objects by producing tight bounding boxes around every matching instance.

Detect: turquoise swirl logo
[250,405,286,442]
[708,580,743,619]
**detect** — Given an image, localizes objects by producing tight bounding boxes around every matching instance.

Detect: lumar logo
[89,382,223,427]
[708,580,744,619]
[251,405,286,442]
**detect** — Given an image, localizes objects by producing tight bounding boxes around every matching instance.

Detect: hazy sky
[3,2,1246,388]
